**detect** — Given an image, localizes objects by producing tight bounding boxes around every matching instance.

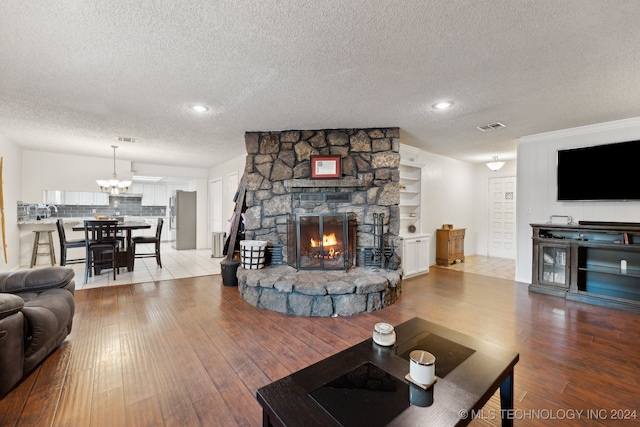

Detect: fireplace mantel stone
[283,176,373,189]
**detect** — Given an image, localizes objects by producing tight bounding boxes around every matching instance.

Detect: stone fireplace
[236,127,404,316]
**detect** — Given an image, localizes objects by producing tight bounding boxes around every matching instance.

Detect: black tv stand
[530,222,640,313]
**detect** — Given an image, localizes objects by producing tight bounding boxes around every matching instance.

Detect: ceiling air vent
[476,122,506,132]
[117,136,136,143]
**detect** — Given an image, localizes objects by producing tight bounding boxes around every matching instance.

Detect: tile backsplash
[18,196,165,221]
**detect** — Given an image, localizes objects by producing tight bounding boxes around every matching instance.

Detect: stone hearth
[237,265,402,317]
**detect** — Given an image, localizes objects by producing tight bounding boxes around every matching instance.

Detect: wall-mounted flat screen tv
[557,139,640,201]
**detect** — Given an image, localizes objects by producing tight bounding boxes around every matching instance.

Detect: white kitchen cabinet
[80,192,94,205]
[154,185,168,207]
[63,191,93,205]
[43,190,63,204]
[141,184,168,207]
[62,191,109,205]
[63,191,81,205]
[400,234,431,278]
[93,193,109,205]
[130,183,144,194]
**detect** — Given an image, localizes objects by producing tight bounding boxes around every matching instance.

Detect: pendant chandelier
[486,155,506,171]
[96,145,132,194]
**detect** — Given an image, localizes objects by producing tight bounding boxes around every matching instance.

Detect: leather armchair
[0,267,75,396]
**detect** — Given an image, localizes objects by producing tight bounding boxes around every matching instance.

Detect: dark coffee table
[257,317,519,427]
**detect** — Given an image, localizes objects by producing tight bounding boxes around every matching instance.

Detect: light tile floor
[24,244,223,290]
[436,255,516,280]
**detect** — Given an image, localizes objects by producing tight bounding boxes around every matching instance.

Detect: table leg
[262,410,273,427]
[499,368,514,427]
[126,229,134,271]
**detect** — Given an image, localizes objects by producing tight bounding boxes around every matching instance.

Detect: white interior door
[488,176,517,259]
[209,178,223,232]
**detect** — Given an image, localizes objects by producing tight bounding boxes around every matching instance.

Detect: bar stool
[30,230,57,268]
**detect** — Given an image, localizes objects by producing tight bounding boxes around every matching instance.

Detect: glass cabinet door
[539,244,569,288]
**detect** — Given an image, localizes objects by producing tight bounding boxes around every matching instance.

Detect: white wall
[516,116,640,283]
[131,162,209,180]
[472,160,517,257]
[411,149,478,266]
[0,138,23,270]
[23,150,133,200]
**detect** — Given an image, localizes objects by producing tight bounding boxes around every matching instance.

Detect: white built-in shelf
[399,150,424,236]
[399,174,420,181]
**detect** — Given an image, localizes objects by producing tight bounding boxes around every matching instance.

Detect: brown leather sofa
[0,267,75,396]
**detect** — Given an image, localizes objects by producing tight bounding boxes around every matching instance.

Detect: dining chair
[56,219,85,266]
[132,218,163,269]
[83,220,119,283]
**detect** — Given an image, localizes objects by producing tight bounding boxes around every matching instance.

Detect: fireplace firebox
[287,213,356,270]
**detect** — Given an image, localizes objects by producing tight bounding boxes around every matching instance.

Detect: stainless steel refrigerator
[169,190,197,249]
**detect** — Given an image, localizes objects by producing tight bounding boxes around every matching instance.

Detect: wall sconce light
[486,156,506,171]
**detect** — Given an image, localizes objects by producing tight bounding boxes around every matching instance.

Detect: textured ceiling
[2,1,640,168]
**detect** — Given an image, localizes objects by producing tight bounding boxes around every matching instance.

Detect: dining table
[73,221,152,272]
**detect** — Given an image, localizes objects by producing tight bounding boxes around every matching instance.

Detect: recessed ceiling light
[432,101,454,110]
[189,104,209,113]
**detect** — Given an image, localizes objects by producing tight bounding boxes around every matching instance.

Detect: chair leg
[60,245,67,266]
[84,251,90,284]
[30,231,40,268]
[156,242,162,268]
[47,231,56,266]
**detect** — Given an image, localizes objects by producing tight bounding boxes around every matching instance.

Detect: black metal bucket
[221,259,241,287]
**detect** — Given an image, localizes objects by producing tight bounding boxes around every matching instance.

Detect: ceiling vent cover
[117,136,136,143]
[476,122,506,132]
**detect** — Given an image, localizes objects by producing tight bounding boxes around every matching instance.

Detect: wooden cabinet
[530,222,640,312]
[436,228,465,266]
[400,234,430,278]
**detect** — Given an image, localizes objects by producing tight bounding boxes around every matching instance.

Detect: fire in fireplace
[287,213,356,270]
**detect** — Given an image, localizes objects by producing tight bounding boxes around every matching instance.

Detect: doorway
[487,176,516,259]
[209,178,223,233]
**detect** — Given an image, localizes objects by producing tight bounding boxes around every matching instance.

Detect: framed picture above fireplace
[310,155,341,179]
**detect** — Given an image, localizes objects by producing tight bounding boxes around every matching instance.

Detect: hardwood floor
[1,268,639,426]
